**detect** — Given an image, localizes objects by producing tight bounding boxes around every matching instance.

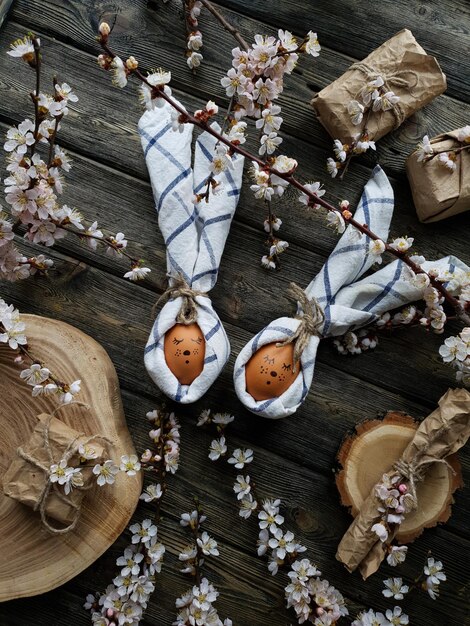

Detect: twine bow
[392,449,456,513]
[350,62,419,129]
[276,282,324,372]
[16,403,112,535]
[154,273,209,325]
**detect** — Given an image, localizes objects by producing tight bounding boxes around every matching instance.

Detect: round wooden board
[0,314,142,601]
[336,412,463,543]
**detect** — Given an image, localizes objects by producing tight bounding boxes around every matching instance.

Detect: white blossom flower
[7,36,35,61]
[116,548,144,577]
[416,134,434,162]
[0,314,27,349]
[187,51,203,69]
[352,609,387,626]
[4,119,35,154]
[140,483,163,503]
[233,475,251,500]
[298,181,325,206]
[110,56,128,88]
[255,104,282,134]
[424,557,446,584]
[457,125,470,143]
[49,459,70,486]
[93,459,119,486]
[438,151,457,171]
[188,31,203,51]
[239,493,257,519]
[269,239,289,256]
[259,131,283,155]
[228,448,254,469]
[389,236,414,253]
[197,531,219,556]
[19,363,50,386]
[305,31,321,56]
[264,216,282,232]
[348,99,365,126]
[124,266,151,281]
[439,334,468,363]
[369,238,386,262]
[106,232,128,256]
[385,606,409,626]
[261,255,276,269]
[58,379,81,404]
[268,528,296,559]
[355,136,376,153]
[425,578,441,600]
[180,510,206,528]
[257,528,270,556]
[326,210,346,233]
[333,139,347,162]
[372,90,400,112]
[120,454,141,476]
[83,221,104,250]
[78,443,99,461]
[360,75,384,104]
[208,436,227,461]
[130,519,158,545]
[258,499,284,532]
[382,577,409,600]
[371,522,388,542]
[212,412,234,425]
[326,157,341,178]
[386,545,408,567]
[220,67,246,97]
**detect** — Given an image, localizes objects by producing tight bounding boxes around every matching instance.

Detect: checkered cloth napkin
[234,166,468,419]
[139,101,244,403]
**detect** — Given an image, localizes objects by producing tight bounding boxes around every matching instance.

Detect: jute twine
[392,423,456,513]
[16,402,113,535]
[154,273,209,325]
[350,62,419,130]
[276,283,324,373]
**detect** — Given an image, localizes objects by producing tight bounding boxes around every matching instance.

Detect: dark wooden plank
[1,243,468,540]
[6,2,470,182]
[215,0,470,103]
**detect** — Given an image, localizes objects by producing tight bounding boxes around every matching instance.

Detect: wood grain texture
[0,314,142,601]
[0,0,468,624]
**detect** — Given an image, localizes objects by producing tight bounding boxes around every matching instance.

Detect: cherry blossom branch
[199,0,249,51]
[99,35,470,323]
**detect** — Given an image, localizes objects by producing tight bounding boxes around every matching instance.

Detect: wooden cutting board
[0,314,142,601]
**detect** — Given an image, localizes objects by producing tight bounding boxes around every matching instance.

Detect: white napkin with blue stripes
[234,166,467,419]
[139,101,244,403]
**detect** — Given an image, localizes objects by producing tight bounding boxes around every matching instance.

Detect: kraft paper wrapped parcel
[407,128,470,223]
[311,29,446,144]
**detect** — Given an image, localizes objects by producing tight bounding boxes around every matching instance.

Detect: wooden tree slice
[0,314,142,601]
[336,412,463,544]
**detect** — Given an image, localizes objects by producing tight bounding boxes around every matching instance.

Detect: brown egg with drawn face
[245,342,301,402]
[164,323,206,385]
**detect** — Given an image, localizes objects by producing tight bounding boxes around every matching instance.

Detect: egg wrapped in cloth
[139,100,244,403]
[234,166,469,419]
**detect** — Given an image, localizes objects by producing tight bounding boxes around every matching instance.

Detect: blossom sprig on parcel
[2,33,149,283]
[96,24,470,331]
[415,125,470,171]
[327,74,400,179]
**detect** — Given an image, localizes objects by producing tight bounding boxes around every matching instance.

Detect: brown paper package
[3,414,104,526]
[407,129,470,223]
[311,29,446,145]
[336,388,470,579]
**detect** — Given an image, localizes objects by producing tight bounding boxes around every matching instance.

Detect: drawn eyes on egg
[282,363,291,371]
[191,337,203,345]
[172,338,184,345]
[263,355,275,365]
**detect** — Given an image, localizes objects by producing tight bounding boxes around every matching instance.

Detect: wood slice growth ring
[0,314,142,601]
[336,411,463,544]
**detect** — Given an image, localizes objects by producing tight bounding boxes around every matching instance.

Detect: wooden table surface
[0,1,469,624]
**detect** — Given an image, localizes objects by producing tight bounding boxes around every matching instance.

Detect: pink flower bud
[106,608,114,618]
[14,355,24,364]
[398,483,408,494]
[99,22,111,36]
[316,607,325,616]
[396,505,405,514]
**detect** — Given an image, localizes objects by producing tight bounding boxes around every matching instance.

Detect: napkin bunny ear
[233,166,395,419]
[139,99,244,403]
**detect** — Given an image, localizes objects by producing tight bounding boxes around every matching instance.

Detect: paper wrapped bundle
[311,29,446,145]
[3,414,105,532]
[336,389,470,579]
[407,128,470,222]
[234,167,469,419]
[139,101,244,403]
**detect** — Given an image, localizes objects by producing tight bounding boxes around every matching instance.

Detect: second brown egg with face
[245,342,301,402]
[164,323,206,385]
